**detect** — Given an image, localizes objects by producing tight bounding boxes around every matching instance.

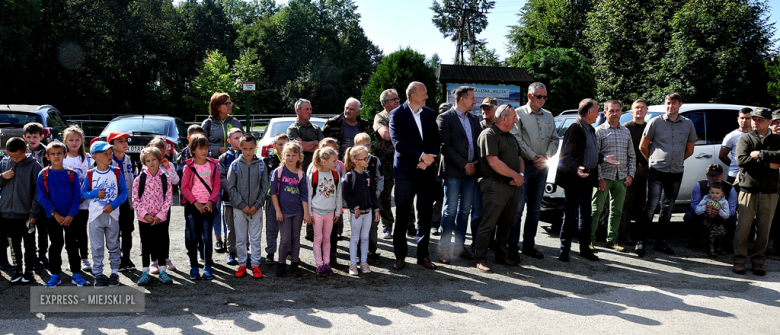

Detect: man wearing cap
[507,82,558,261]
[479,97,498,129]
[436,86,481,263]
[683,164,737,248]
[637,93,697,256]
[287,99,324,171]
[719,108,753,185]
[475,105,524,272]
[733,107,780,275]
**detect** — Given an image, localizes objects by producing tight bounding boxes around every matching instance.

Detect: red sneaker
[252,266,263,279]
[235,265,247,278]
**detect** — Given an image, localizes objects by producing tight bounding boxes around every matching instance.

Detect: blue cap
[90,141,115,155]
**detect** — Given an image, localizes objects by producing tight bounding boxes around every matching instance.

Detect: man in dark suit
[436,86,481,264]
[389,81,441,270]
[555,98,619,262]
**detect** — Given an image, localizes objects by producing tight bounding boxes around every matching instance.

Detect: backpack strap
[332,170,339,185]
[113,166,121,182]
[138,171,148,199]
[42,167,50,197]
[87,168,94,191]
[275,167,282,195]
[161,172,168,197]
[698,180,708,197]
[312,169,319,191]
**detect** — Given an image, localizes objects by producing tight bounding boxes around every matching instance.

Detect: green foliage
[360,48,439,120]
[511,48,596,114]
[188,51,238,115]
[471,44,502,67]
[768,58,780,107]
[507,0,594,63]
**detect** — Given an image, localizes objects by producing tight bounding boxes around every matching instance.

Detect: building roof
[436,64,535,85]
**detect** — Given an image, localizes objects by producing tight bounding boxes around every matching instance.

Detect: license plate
[128,145,144,153]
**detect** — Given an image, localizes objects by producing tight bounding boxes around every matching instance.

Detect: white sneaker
[349,264,359,276]
[150,261,160,274]
[360,262,371,274]
[165,259,176,271]
[81,259,92,272]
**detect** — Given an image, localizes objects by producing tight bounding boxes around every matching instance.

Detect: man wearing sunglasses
[507,82,559,261]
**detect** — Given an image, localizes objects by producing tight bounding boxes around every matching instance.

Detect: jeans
[440,176,477,251]
[185,205,214,268]
[212,197,224,238]
[508,162,548,254]
[560,171,595,251]
[638,168,683,243]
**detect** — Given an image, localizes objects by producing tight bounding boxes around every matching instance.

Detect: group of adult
[204,82,780,276]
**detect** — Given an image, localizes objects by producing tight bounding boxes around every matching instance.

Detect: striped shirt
[595,122,636,181]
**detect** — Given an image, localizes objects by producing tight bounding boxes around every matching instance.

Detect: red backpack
[86,166,122,191]
[311,169,339,191]
[41,167,76,198]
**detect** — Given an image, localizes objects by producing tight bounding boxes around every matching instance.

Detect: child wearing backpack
[147,136,180,273]
[1,137,44,285]
[82,141,129,289]
[263,133,287,265]
[38,142,85,287]
[270,141,310,279]
[342,146,380,276]
[306,147,342,277]
[62,125,94,273]
[133,147,173,286]
[219,128,243,266]
[227,133,268,279]
[181,134,220,280]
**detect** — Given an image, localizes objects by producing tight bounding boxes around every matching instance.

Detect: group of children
[1,119,386,288]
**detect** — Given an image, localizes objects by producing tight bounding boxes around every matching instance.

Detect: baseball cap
[772,109,780,121]
[751,107,772,119]
[480,97,498,108]
[706,163,723,176]
[90,141,115,155]
[106,131,130,144]
[438,102,453,112]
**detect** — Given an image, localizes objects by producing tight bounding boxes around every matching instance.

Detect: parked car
[96,115,189,172]
[0,104,68,153]
[257,117,327,157]
[541,103,757,227]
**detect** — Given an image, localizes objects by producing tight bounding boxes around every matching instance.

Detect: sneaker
[316,266,326,277]
[109,273,120,287]
[137,272,151,286]
[360,262,371,274]
[165,259,176,271]
[266,253,275,264]
[382,227,392,239]
[430,227,440,236]
[81,259,92,272]
[71,273,89,286]
[202,267,214,280]
[21,272,34,284]
[276,263,285,277]
[324,264,334,276]
[124,260,136,271]
[654,241,675,255]
[118,262,127,272]
[227,253,238,266]
[588,242,598,253]
[290,262,302,279]
[733,263,746,275]
[215,240,226,253]
[252,266,263,279]
[190,267,201,280]
[150,261,160,274]
[349,263,359,275]
[606,241,625,252]
[752,263,766,276]
[634,241,645,257]
[10,272,23,285]
[46,274,61,288]
[159,271,173,284]
[94,274,108,289]
[235,265,247,278]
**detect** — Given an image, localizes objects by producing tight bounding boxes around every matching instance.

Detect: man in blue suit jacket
[389,81,441,270]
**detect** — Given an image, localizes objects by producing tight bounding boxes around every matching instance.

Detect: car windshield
[104,118,169,136]
[0,113,44,128]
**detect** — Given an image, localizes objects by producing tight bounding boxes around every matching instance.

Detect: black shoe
[215,240,226,253]
[618,237,635,246]
[290,262,302,279]
[39,258,50,271]
[118,261,128,272]
[124,260,136,271]
[406,231,416,238]
[266,253,275,264]
[634,241,645,257]
[33,260,46,271]
[559,250,570,262]
[580,250,600,261]
[654,241,675,255]
[109,273,120,287]
[276,263,285,277]
[367,253,382,265]
[507,253,521,263]
[522,248,544,259]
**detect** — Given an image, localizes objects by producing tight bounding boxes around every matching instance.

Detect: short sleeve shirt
[287,120,324,169]
[478,124,521,182]
[642,114,698,173]
[721,129,748,177]
[373,111,395,160]
[270,166,309,214]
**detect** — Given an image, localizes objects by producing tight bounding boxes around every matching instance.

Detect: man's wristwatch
[50,210,57,217]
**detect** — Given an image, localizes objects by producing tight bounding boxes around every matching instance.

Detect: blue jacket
[389,102,441,180]
[37,168,81,218]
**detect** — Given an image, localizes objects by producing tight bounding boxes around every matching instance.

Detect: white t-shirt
[64,154,93,210]
[721,129,748,177]
[87,167,121,223]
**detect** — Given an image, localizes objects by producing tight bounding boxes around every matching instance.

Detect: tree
[360,48,439,119]
[507,0,594,63]
[510,48,596,114]
[188,50,236,116]
[431,0,495,65]
[472,44,502,67]
[768,58,780,107]
[649,0,776,106]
